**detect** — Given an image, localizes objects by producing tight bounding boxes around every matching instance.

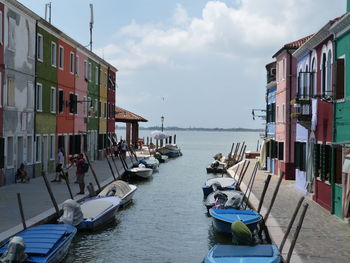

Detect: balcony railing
[290,95,311,128]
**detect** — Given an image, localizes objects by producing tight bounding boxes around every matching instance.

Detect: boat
[202,177,237,196]
[127,166,153,179]
[0,224,76,263]
[139,156,160,170]
[204,244,281,263]
[98,180,137,206]
[156,144,182,158]
[206,161,227,174]
[77,196,122,230]
[209,208,262,234]
[154,152,168,163]
[204,190,244,212]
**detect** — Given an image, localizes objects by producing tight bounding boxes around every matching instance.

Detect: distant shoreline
[116,126,263,132]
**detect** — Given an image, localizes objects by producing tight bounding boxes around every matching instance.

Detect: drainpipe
[33,21,38,177]
[287,49,293,178]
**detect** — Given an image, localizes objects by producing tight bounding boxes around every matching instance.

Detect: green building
[87,58,100,161]
[35,22,58,177]
[330,9,350,219]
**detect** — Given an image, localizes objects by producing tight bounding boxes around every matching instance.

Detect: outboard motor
[225,193,244,209]
[0,236,27,263]
[213,192,228,209]
[211,160,220,169]
[59,199,83,226]
[213,153,223,161]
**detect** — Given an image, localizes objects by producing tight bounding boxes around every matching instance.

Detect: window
[27,81,34,109]
[322,53,327,96]
[7,76,15,106]
[75,55,79,75]
[297,69,302,97]
[37,34,43,61]
[98,101,101,117]
[50,87,56,113]
[310,58,316,96]
[35,135,41,163]
[282,104,285,123]
[105,72,107,88]
[0,11,3,45]
[83,96,87,116]
[87,97,91,117]
[8,17,16,51]
[282,58,286,80]
[335,58,345,100]
[95,99,98,117]
[58,90,64,113]
[276,105,279,122]
[304,65,309,97]
[51,42,57,67]
[95,66,98,85]
[70,52,74,74]
[295,142,306,172]
[6,137,13,167]
[59,46,64,69]
[35,83,43,111]
[27,136,33,163]
[104,103,107,118]
[84,60,88,80]
[88,63,92,81]
[326,50,332,96]
[50,135,55,160]
[0,72,2,107]
[69,93,77,114]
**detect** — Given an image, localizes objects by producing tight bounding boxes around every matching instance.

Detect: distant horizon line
[116,125,263,132]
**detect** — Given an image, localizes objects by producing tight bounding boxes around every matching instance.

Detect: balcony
[290,96,311,129]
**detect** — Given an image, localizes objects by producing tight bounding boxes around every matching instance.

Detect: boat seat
[81,199,113,219]
[212,244,275,258]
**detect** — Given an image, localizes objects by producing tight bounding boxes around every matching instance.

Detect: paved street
[0,155,134,244]
[228,159,350,263]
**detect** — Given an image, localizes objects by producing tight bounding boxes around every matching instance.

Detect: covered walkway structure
[115,106,147,147]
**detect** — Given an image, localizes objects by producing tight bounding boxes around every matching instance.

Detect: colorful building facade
[0,0,118,185]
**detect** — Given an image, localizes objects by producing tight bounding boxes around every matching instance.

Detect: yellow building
[98,63,108,152]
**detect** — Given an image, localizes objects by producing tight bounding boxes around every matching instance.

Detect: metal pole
[17,193,26,229]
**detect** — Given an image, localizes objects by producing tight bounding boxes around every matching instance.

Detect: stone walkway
[228,159,350,263]
[0,155,135,244]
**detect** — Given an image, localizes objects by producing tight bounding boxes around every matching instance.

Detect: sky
[18,0,346,129]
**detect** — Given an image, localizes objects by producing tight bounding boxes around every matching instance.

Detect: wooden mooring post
[42,172,60,216]
[110,154,122,179]
[105,153,117,180]
[84,152,101,192]
[174,134,176,144]
[17,193,26,230]
[64,174,74,199]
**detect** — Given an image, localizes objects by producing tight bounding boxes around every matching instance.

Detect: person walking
[76,153,87,195]
[52,148,65,182]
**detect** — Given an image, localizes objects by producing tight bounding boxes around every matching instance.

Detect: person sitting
[16,163,30,183]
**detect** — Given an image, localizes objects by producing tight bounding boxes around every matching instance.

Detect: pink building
[272,36,313,180]
[74,48,88,153]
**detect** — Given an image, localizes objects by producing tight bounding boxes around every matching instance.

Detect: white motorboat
[127,166,153,179]
[98,180,137,206]
[157,144,182,158]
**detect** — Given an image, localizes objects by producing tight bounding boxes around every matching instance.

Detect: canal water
[63,130,260,263]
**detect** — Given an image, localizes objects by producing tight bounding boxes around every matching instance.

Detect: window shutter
[294,142,300,169]
[335,58,344,100]
[0,137,4,168]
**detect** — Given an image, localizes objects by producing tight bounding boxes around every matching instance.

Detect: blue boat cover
[0,224,76,256]
[210,209,262,225]
[212,245,274,257]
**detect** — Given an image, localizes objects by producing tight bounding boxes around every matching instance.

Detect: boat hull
[156,145,182,158]
[0,224,77,263]
[210,208,262,234]
[204,244,281,263]
[202,177,237,197]
[128,168,153,179]
[77,197,121,231]
[98,181,137,207]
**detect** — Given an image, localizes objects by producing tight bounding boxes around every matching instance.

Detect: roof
[293,16,343,58]
[273,35,314,58]
[330,12,350,38]
[115,106,148,122]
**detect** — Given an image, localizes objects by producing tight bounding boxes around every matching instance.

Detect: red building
[0,2,4,185]
[57,39,76,157]
[107,68,117,139]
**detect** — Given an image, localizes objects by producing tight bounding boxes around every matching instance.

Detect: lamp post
[161,116,164,132]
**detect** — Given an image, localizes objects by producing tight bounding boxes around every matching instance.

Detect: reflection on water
[64,130,260,263]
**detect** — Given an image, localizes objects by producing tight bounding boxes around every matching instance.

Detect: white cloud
[99,0,344,72]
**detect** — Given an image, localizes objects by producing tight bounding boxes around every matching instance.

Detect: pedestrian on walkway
[76,153,87,195]
[121,140,127,158]
[16,163,30,183]
[52,148,65,182]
